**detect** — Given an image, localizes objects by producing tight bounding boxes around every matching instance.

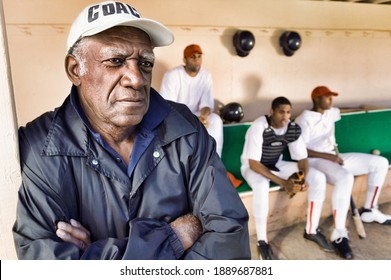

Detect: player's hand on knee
[328,154,344,165]
[198,116,209,128]
[336,156,344,165]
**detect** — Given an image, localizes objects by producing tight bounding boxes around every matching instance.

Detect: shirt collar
[70,86,170,176]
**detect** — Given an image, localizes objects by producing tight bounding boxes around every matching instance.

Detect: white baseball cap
[67,1,174,52]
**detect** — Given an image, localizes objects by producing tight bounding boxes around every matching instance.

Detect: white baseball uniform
[296,107,389,235]
[160,66,223,156]
[241,115,326,242]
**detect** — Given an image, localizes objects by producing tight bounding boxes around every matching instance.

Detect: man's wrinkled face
[76,26,155,129]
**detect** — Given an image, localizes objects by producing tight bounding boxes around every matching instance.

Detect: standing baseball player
[295,85,391,259]
[240,97,326,260]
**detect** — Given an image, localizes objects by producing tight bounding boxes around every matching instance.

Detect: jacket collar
[42,86,196,157]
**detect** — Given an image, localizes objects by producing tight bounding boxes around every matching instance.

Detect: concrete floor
[249,201,391,260]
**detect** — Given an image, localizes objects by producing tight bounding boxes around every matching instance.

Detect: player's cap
[184,44,203,58]
[67,1,174,52]
[311,86,339,99]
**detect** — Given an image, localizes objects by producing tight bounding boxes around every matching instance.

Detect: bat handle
[350,196,366,239]
[350,196,356,210]
[333,144,339,156]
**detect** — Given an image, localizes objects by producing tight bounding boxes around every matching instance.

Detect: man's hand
[284,171,308,198]
[283,180,307,197]
[198,107,211,128]
[198,115,209,128]
[56,219,91,251]
[329,154,344,165]
[170,213,203,250]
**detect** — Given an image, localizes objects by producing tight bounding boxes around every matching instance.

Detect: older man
[13,1,250,260]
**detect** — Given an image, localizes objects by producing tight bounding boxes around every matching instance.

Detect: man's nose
[120,62,145,89]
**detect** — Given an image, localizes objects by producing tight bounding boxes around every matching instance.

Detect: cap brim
[311,92,339,99]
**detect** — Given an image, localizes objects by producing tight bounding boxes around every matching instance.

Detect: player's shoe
[331,229,353,259]
[257,240,273,260]
[360,207,391,225]
[303,228,335,252]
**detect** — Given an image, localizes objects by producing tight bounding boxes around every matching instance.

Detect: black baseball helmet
[219,102,244,123]
[279,31,301,56]
[233,30,255,57]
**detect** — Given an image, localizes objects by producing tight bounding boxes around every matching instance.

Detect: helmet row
[233,30,302,57]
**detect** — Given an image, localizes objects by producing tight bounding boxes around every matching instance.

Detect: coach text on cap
[67,1,174,52]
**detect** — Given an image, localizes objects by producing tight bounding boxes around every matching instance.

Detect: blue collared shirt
[70,86,169,177]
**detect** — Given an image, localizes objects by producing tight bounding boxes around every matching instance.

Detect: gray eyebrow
[140,52,155,61]
[99,48,155,61]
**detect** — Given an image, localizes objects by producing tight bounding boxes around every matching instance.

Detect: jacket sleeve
[13,168,185,260]
[81,219,185,260]
[181,123,251,260]
[13,129,185,260]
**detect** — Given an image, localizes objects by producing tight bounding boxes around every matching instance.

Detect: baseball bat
[350,196,366,239]
[334,144,366,239]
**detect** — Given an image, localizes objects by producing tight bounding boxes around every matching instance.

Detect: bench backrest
[221,109,391,193]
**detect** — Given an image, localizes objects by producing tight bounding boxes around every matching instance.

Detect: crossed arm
[57,214,203,252]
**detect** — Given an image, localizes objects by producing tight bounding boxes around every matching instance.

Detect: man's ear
[65,54,81,86]
[313,96,321,106]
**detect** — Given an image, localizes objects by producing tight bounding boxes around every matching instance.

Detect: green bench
[335,109,391,161]
[221,109,391,193]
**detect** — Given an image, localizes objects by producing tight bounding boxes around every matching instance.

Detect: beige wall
[3,0,391,125]
[0,0,19,260]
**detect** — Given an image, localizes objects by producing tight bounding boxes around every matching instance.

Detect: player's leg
[206,113,224,157]
[303,167,335,252]
[277,161,335,252]
[342,153,391,224]
[242,169,273,259]
[307,158,353,259]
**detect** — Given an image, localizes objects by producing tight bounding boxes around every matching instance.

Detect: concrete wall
[3,0,391,125]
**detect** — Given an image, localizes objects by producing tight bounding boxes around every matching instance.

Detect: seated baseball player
[240,96,326,260]
[295,85,391,259]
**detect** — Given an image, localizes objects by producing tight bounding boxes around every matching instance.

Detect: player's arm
[296,158,309,192]
[307,149,343,165]
[57,214,202,252]
[297,158,308,176]
[198,107,211,127]
[249,159,293,189]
